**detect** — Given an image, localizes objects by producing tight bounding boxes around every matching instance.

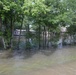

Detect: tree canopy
[0,0,76,49]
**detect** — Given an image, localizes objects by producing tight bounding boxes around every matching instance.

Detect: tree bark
[44,26,46,49]
[17,16,24,50]
[10,16,13,49]
[38,24,41,49]
[0,16,2,31]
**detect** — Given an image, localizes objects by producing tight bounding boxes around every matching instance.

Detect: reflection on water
[0,46,76,75]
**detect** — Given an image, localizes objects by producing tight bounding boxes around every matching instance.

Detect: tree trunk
[43,27,45,49]
[38,24,41,49]
[17,16,24,50]
[44,26,46,49]
[0,36,6,49]
[0,16,2,31]
[10,16,13,49]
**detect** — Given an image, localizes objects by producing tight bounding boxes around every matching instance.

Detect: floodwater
[0,46,76,75]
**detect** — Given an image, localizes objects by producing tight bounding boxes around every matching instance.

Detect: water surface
[0,46,76,75]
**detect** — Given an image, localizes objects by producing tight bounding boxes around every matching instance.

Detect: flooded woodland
[0,0,76,75]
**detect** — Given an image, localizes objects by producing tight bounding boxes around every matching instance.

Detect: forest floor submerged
[0,46,76,75]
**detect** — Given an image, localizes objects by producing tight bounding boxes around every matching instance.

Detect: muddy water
[0,46,76,75]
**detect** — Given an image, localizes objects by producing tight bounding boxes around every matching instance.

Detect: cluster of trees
[0,0,76,50]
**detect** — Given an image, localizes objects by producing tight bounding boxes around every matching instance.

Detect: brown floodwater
[0,46,76,75]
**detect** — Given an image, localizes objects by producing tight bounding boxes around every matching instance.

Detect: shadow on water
[13,44,74,59]
[0,48,56,59]
[13,47,57,59]
[40,48,57,56]
[1,42,75,60]
[13,49,38,59]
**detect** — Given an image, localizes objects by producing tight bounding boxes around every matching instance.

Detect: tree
[0,0,24,49]
[0,0,76,50]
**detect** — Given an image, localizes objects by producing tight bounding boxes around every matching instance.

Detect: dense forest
[0,0,76,50]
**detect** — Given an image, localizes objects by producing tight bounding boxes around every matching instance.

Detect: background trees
[0,0,76,50]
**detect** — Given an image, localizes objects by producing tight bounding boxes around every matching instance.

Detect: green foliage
[0,31,3,36]
[0,0,76,49]
[67,25,76,34]
[25,41,32,50]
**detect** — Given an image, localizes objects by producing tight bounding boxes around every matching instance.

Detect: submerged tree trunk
[0,36,6,49]
[38,24,41,49]
[10,16,13,49]
[0,16,2,31]
[47,27,49,48]
[17,16,24,50]
[25,23,31,50]
[43,26,45,49]
[0,16,6,49]
[44,26,46,49]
